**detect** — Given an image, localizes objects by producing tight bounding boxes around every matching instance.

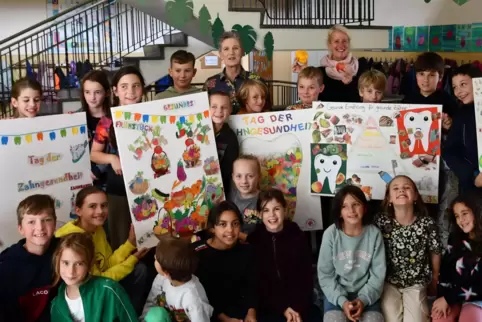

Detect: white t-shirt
[141,274,213,322]
[65,289,85,322]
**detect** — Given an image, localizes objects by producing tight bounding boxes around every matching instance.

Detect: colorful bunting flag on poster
[0,124,86,146]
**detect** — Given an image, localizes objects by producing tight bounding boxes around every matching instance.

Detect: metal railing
[0,0,177,117]
[146,80,298,109]
[229,0,375,28]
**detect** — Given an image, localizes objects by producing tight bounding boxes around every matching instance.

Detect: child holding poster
[91,66,145,250]
[55,186,149,314]
[358,69,387,104]
[237,79,271,114]
[10,77,43,118]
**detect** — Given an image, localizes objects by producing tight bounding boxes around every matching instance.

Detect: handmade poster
[229,110,323,230]
[473,78,482,171]
[393,26,404,50]
[416,26,429,52]
[0,113,91,250]
[310,102,442,203]
[403,27,416,51]
[471,23,482,52]
[456,24,472,52]
[112,92,224,248]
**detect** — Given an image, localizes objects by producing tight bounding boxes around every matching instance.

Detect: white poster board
[229,110,323,230]
[112,92,224,248]
[309,102,442,203]
[473,78,482,171]
[0,113,91,250]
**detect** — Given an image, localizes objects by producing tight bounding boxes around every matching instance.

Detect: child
[286,66,325,110]
[141,237,213,321]
[0,194,58,321]
[209,90,239,199]
[231,155,262,237]
[445,64,482,194]
[375,175,443,322]
[154,50,201,99]
[10,77,42,118]
[50,233,138,321]
[79,70,111,187]
[91,65,145,249]
[432,192,482,322]
[237,79,271,114]
[358,69,387,103]
[194,201,257,322]
[55,186,149,313]
[318,185,386,322]
[247,188,315,321]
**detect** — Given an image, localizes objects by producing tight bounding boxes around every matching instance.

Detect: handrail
[0,0,102,46]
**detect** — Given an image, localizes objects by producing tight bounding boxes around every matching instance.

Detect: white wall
[0,0,47,41]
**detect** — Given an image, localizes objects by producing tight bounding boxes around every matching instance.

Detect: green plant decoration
[232,24,257,55]
[198,5,212,36]
[212,14,225,49]
[165,0,194,28]
[263,32,274,61]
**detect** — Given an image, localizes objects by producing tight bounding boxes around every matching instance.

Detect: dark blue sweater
[444,103,479,193]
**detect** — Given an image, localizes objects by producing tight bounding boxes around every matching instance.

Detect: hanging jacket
[50,276,137,322]
[55,220,138,281]
[0,238,60,322]
[247,221,313,320]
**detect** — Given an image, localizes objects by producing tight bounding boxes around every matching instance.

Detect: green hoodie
[154,86,201,100]
[51,276,137,322]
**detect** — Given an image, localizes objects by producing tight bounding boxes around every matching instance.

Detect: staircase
[0,0,212,117]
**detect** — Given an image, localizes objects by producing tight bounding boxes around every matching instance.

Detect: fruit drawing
[151,146,171,178]
[461,36,466,48]
[432,36,440,46]
[177,160,187,181]
[131,195,158,221]
[395,35,401,49]
[183,138,201,168]
[418,35,425,46]
[129,171,149,195]
[128,133,151,160]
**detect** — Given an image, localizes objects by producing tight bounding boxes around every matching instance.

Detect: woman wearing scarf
[293,25,361,103]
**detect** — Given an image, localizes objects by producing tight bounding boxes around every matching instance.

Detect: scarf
[320,53,359,84]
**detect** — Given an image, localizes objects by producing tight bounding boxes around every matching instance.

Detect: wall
[192,51,249,84]
[0,0,47,41]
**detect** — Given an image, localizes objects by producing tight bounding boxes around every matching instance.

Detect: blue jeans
[323,294,382,313]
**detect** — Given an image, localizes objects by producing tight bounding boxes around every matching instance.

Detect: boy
[154,50,201,100]
[141,237,212,321]
[0,195,58,322]
[210,90,239,199]
[286,66,324,110]
[358,69,387,103]
[403,52,457,247]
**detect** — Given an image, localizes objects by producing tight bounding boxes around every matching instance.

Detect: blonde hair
[298,66,324,86]
[237,79,272,112]
[358,69,387,92]
[327,25,351,47]
[52,233,95,286]
[16,194,56,225]
[234,154,262,189]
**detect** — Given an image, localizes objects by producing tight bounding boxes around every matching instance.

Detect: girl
[237,79,271,114]
[79,70,111,187]
[247,188,316,322]
[230,155,262,238]
[432,192,482,322]
[194,201,257,322]
[444,64,482,194]
[50,233,137,321]
[10,77,42,118]
[375,175,443,322]
[319,185,386,322]
[91,65,145,250]
[55,186,149,313]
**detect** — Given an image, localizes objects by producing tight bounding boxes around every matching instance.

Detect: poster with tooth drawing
[228,110,323,230]
[472,78,482,171]
[112,92,224,248]
[310,102,442,203]
[0,113,92,250]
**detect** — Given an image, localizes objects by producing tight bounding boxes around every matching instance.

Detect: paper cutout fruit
[183,138,201,168]
[129,172,149,195]
[151,146,170,178]
[177,160,187,182]
[132,195,158,221]
[295,50,308,65]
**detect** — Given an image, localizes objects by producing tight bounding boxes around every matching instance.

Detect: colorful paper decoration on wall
[112,92,224,248]
[228,110,323,230]
[0,113,91,250]
[310,102,443,203]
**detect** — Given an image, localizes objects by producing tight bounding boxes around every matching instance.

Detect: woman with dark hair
[318,185,386,322]
[432,191,482,322]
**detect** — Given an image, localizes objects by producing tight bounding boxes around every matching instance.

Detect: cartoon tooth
[313,153,342,194]
[404,110,432,153]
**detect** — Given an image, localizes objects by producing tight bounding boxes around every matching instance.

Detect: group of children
[0,29,482,322]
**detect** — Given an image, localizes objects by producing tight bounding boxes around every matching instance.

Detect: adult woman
[293,25,361,103]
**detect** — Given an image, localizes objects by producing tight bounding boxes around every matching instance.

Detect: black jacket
[216,123,239,199]
[317,67,360,103]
